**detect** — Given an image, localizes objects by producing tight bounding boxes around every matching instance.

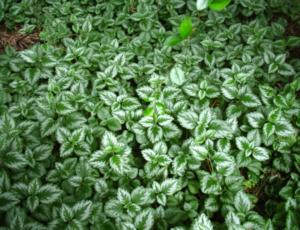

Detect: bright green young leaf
[208,0,231,11]
[179,17,193,39]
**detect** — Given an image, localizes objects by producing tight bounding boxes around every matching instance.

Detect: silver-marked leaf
[192,213,213,230]
[170,67,185,86]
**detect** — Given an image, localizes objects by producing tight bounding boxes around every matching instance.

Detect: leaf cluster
[0,0,300,229]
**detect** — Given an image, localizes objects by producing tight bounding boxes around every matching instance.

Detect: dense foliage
[0,0,300,229]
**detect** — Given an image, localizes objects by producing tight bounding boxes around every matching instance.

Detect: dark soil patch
[0,24,40,54]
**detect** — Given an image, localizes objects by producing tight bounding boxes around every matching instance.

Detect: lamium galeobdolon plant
[0,0,300,229]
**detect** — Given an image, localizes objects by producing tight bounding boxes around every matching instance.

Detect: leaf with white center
[240,93,261,107]
[157,114,174,126]
[60,204,74,222]
[28,179,41,194]
[41,118,58,137]
[201,174,221,195]
[131,187,150,205]
[136,86,154,101]
[170,67,185,86]
[139,116,154,128]
[263,122,275,138]
[192,213,213,230]
[235,137,250,151]
[247,129,262,147]
[56,101,75,115]
[234,191,251,213]
[161,179,178,195]
[268,63,278,73]
[210,120,231,139]
[117,189,131,202]
[71,129,85,143]
[204,196,219,213]
[217,139,231,153]
[100,91,117,106]
[190,145,208,161]
[163,123,182,139]
[135,209,154,230]
[268,109,282,123]
[252,147,269,161]
[141,149,156,162]
[198,109,213,127]
[173,155,186,176]
[178,111,198,129]
[3,151,27,169]
[213,152,235,176]
[147,125,163,143]
[56,127,71,144]
[105,199,123,218]
[122,97,141,110]
[196,0,209,10]
[0,192,20,211]
[24,68,41,85]
[225,211,240,225]
[73,200,92,221]
[60,142,74,157]
[278,63,295,76]
[38,184,62,204]
[110,155,124,174]
[102,131,118,147]
[27,195,39,212]
[247,112,264,128]
[221,85,237,100]
[275,120,295,137]
[19,49,37,63]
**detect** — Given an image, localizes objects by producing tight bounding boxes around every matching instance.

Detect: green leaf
[38,184,62,204]
[165,35,182,46]
[201,173,222,195]
[263,122,275,138]
[157,114,174,126]
[208,0,231,11]
[73,200,93,221]
[190,145,208,161]
[135,209,154,230]
[26,195,39,212]
[24,68,41,85]
[106,117,122,131]
[3,151,27,169]
[252,147,269,161]
[110,155,123,174]
[19,49,37,63]
[0,192,20,211]
[234,191,251,213]
[161,178,178,195]
[247,112,264,128]
[60,204,74,222]
[235,137,250,151]
[178,111,198,129]
[240,93,261,107]
[170,67,185,86]
[147,125,163,143]
[179,17,193,39]
[213,152,235,176]
[192,213,213,230]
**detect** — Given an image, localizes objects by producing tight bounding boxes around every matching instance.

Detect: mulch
[0,24,40,54]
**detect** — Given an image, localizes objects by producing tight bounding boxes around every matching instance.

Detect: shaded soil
[0,24,40,54]
[286,21,300,59]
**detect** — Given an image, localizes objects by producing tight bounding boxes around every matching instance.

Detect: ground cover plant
[0,0,300,229]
